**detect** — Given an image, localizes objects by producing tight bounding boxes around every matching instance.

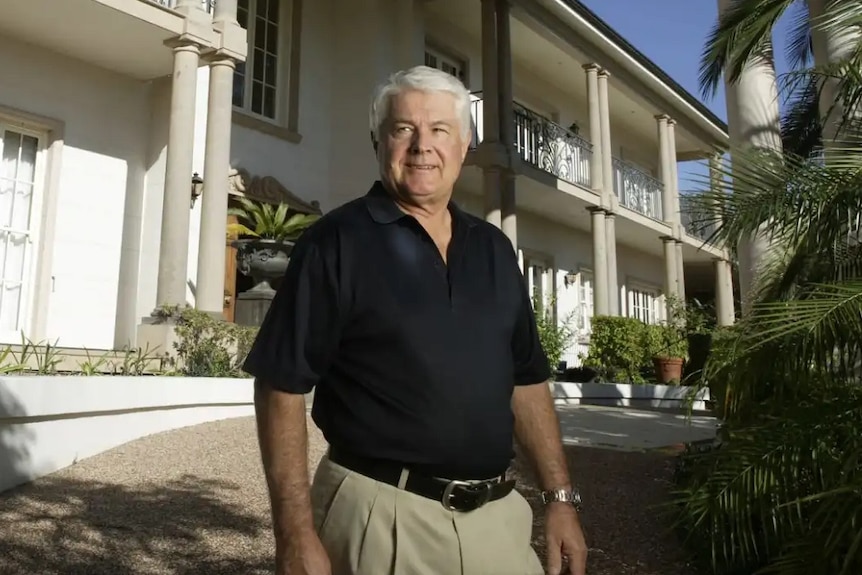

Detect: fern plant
[227,197,320,242]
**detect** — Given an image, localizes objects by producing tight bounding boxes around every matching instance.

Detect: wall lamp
[191,172,204,208]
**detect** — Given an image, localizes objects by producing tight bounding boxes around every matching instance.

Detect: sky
[579,0,796,190]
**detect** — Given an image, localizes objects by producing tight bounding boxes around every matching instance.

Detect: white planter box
[550,381,710,411]
[0,376,255,493]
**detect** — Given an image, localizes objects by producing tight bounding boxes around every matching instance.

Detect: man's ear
[370,131,378,153]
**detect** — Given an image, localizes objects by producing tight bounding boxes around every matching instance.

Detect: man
[245,65,587,575]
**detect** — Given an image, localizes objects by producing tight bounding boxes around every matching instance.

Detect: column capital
[164,37,205,53]
[668,118,677,127]
[587,206,607,215]
[654,113,671,122]
[597,68,611,79]
[659,234,676,243]
[582,63,601,72]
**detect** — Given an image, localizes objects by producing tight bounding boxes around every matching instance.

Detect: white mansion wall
[0,34,151,350]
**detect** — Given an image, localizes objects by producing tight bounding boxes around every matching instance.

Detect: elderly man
[245,65,587,575]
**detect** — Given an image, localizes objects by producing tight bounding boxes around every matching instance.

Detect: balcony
[680,195,718,241]
[469,95,593,189]
[145,0,214,11]
[611,158,663,221]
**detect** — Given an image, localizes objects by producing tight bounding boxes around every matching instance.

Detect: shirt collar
[364,181,476,227]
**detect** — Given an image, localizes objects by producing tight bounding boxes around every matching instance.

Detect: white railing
[144,0,214,12]
[469,94,593,189]
[612,157,663,221]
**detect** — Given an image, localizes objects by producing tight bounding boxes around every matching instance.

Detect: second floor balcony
[611,158,663,221]
[469,95,669,223]
[470,95,593,190]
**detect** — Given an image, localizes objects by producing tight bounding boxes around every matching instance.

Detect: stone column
[667,118,681,229]
[583,64,603,194]
[195,0,242,316]
[656,115,674,226]
[675,241,686,301]
[717,0,782,311]
[496,0,516,250]
[661,236,678,318]
[605,210,619,315]
[155,40,202,308]
[714,258,735,326]
[479,0,516,251]
[597,70,614,206]
[589,207,609,316]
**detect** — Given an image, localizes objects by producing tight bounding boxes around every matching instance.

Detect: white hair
[369,65,473,144]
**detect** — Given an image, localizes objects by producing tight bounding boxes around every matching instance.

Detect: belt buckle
[441,479,494,511]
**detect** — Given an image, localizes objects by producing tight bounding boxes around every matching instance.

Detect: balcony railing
[144,0,214,12]
[680,195,718,241]
[611,158,663,221]
[470,95,592,189]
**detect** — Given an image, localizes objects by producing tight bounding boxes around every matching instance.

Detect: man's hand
[276,530,332,575]
[545,503,587,575]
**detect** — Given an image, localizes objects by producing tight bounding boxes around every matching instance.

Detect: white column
[714,258,735,326]
[496,0,516,250]
[589,207,609,316]
[667,118,681,230]
[155,40,202,308]
[675,241,686,301]
[717,0,782,311]
[656,115,674,226]
[583,64,603,194]
[597,70,613,207]
[605,212,619,315]
[662,236,678,318]
[196,0,240,315]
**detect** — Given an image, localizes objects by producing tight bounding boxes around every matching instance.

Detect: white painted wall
[0,376,255,494]
[0,35,151,350]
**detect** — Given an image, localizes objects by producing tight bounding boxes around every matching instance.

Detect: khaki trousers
[310,454,544,575]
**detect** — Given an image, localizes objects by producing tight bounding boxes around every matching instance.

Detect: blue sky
[579,0,796,190]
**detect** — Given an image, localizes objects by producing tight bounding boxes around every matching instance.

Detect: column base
[235,290,276,327]
[136,316,181,358]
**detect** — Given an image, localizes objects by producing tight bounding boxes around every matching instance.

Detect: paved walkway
[0,406,715,575]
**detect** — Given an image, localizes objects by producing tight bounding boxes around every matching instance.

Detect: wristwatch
[540,488,582,511]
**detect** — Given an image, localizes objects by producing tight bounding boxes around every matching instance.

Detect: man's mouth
[406,164,436,170]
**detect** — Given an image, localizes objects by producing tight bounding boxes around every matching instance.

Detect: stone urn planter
[233,238,295,296]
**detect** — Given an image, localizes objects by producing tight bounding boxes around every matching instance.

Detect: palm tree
[669,2,862,574]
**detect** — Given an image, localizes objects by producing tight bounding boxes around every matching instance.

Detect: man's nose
[409,128,432,153]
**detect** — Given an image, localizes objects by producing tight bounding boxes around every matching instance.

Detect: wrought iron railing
[611,158,663,221]
[469,95,592,189]
[680,194,719,241]
[145,0,214,12]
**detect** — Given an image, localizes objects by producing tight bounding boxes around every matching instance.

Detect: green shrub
[583,316,648,383]
[156,305,258,378]
[533,297,575,379]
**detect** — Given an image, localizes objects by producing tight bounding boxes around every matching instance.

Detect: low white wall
[550,381,710,412]
[0,376,255,494]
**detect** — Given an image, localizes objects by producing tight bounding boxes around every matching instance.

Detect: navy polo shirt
[243,181,551,479]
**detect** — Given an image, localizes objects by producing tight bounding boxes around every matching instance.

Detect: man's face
[377,89,469,204]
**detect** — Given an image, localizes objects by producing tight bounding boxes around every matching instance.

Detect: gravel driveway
[0,415,699,574]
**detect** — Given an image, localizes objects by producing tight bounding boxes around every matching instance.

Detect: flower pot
[233,238,295,296]
[653,356,684,384]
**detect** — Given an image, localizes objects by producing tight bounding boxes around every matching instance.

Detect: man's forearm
[512,382,571,490]
[254,380,314,552]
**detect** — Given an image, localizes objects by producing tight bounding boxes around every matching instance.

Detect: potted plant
[227,197,320,295]
[643,322,688,384]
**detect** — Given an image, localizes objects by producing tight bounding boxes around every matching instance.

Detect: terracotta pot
[653,356,684,384]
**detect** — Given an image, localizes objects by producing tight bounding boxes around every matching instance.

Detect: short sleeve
[242,232,342,394]
[511,267,552,386]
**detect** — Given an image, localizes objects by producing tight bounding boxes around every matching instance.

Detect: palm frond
[700,0,798,99]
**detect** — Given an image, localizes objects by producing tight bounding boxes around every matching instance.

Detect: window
[524,256,552,314]
[424,46,467,84]
[627,284,662,324]
[0,127,41,336]
[577,270,594,333]
[234,0,283,120]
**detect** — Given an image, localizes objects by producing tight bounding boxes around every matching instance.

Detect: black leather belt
[327,447,516,512]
